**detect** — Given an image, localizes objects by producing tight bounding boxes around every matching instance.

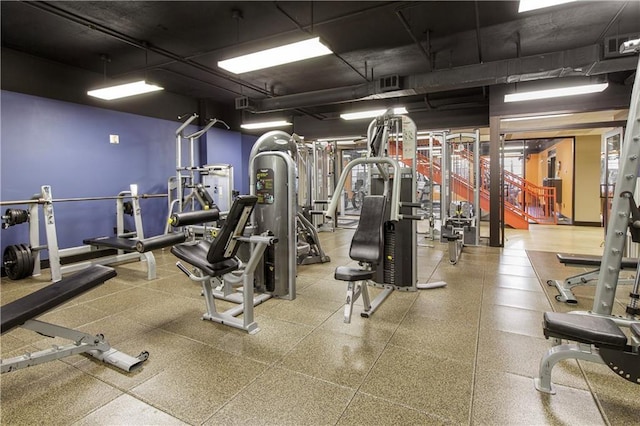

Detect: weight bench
[534,312,639,394]
[83,233,187,280]
[550,253,638,304]
[1,265,148,373]
[334,195,394,323]
[171,195,277,334]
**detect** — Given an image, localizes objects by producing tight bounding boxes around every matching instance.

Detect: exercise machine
[326,110,446,323]
[535,38,640,393]
[1,184,176,282]
[295,139,331,265]
[439,132,481,263]
[1,265,148,374]
[167,113,233,236]
[171,196,277,334]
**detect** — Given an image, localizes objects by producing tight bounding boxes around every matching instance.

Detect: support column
[489,115,503,247]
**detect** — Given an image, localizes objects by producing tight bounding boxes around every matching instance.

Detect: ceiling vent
[604,33,640,58]
[378,75,401,92]
[235,96,255,111]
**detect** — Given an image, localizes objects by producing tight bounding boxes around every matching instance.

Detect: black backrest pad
[350,195,387,263]
[1,265,116,334]
[206,195,258,264]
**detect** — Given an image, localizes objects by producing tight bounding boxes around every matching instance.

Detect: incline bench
[534,312,639,393]
[550,253,638,304]
[1,265,148,373]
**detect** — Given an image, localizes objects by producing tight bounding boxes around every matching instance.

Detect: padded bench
[535,311,639,394]
[542,312,627,350]
[2,265,116,334]
[83,233,186,253]
[556,253,638,269]
[1,265,148,373]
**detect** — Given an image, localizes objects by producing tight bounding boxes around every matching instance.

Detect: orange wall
[574,135,602,223]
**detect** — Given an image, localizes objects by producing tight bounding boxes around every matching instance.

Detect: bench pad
[1,265,116,334]
[171,241,239,277]
[83,236,137,251]
[335,266,375,282]
[542,312,627,350]
[556,253,638,269]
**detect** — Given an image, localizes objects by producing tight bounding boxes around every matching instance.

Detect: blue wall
[204,128,257,194]
[1,91,252,258]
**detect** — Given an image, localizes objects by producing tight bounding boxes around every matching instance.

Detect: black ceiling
[2,1,639,137]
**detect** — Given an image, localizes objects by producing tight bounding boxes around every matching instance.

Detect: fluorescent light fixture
[501,145,529,151]
[504,82,608,103]
[240,120,292,130]
[501,113,572,122]
[336,141,356,145]
[317,135,361,141]
[87,80,163,100]
[218,37,332,74]
[518,0,576,13]
[340,107,407,120]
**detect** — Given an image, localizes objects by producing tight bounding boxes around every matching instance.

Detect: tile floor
[1,224,638,425]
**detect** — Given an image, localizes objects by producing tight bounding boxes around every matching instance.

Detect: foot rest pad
[543,312,627,350]
[335,266,374,282]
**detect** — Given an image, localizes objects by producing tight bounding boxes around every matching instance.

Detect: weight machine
[535,39,640,394]
[440,132,481,264]
[167,113,233,232]
[326,110,446,323]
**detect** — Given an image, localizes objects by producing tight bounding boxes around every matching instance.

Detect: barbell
[0,193,167,207]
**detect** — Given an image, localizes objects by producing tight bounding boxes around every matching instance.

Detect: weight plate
[3,245,22,280]
[19,244,35,278]
[16,244,29,279]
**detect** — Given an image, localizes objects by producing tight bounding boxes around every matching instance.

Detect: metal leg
[344,281,363,323]
[2,319,148,374]
[534,342,604,394]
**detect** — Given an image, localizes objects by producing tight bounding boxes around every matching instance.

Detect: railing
[391,144,556,228]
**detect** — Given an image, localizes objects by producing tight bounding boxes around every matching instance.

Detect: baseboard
[572,221,602,227]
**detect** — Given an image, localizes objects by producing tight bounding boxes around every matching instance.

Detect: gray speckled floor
[1,225,638,425]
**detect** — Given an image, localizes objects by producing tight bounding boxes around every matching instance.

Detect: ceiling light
[504,83,608,103]
[518,0,576,13]
[240,120,292,130]
[501,113,573,122]
[317,135,361,142]
[340,107,407,120]
[87,80,163,100]
[218,37,332,74]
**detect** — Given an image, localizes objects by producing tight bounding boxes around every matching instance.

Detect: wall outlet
[109,134,119,144]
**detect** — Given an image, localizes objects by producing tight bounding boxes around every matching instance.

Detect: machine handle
[175,262,192,277]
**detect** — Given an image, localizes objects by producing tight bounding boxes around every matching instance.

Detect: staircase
[390,145,556,229]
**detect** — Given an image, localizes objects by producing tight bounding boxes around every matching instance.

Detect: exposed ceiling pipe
[25,1,271,97]
[274,2,369,81]
[253,44,638,112]
[395,9,432,71]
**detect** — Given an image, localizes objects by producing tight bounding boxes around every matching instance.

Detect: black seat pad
[335,266,374,282]
[83,236,137,251]
[1,265,116,334]
[556,253,638,269]
[542,312,627,350]
[631,322,640,338]
[171,241,239,277]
